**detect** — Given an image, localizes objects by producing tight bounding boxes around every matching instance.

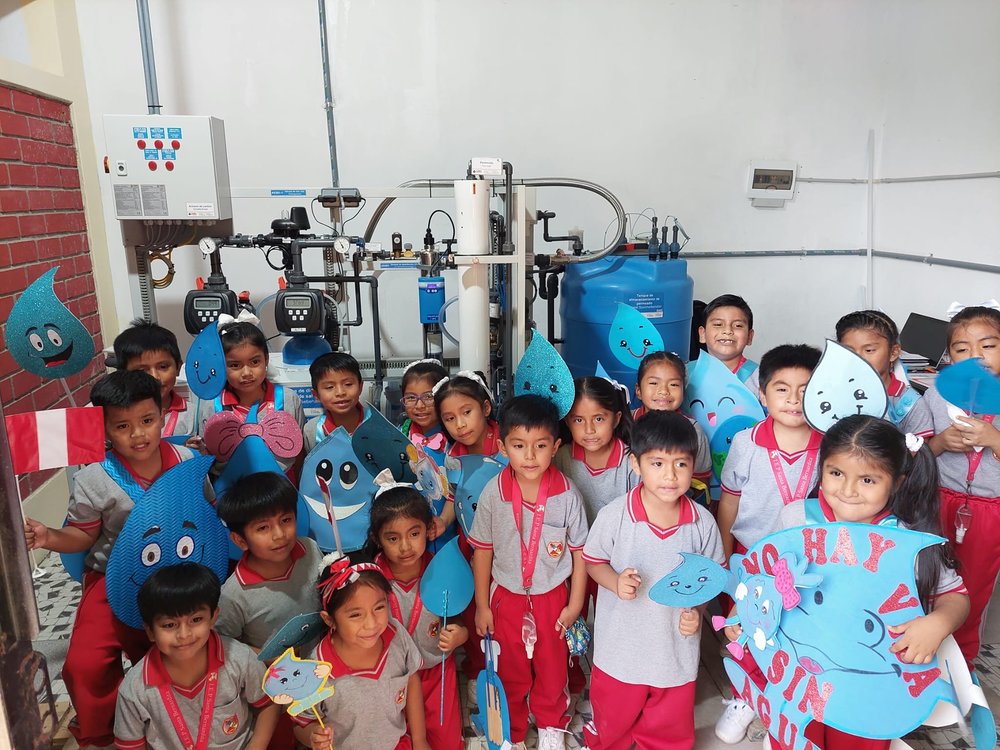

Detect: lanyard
[163,407,180,437]
[768,447,818,507]
[388,587,425,636]
[965,414,996,490]
[159,671,219,750]
[510,469,552,593]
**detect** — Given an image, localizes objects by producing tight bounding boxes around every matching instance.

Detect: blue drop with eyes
[352,409,418,483]
[649,552,731,608]
[184,322,226,400]
[447,455,505,537]
[804,340,887,434]
[514,333,575,418]
[5,267,94,378]
[608,303,664,369]
[105,455,229,629]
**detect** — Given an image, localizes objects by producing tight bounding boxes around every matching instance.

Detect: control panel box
[104,115,232,221]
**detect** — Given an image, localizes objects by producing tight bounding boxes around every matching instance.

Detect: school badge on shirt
[428,620,440,639]
[395,687,407,705]
[546,541,564,559]
[221,714,239,736]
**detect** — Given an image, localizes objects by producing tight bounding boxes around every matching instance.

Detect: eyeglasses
[401,392,435,407]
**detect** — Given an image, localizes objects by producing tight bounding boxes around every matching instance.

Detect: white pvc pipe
[455,179,490,376]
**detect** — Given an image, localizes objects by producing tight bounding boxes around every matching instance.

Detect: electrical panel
[104,115,232,221]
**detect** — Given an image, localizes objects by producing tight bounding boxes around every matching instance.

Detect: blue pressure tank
[559,254,693,395]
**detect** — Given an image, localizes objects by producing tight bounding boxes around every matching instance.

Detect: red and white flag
[5,407,105,473]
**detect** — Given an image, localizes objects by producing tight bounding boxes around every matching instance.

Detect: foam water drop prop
[106,455,228,629]
[709,414,757,479]
[447,455,504,537]
[607,302,664,370]
[258,612,328,663]
[804,340,887,434]
[472,633,511,749]
[352,408,417,483]
[649,552,731,609]
[936,358,1000,416]
[184,322,226,400]
[5,267,94,378]
[686,353,764,441]
[263,647,334,727]
[513,332,575,418]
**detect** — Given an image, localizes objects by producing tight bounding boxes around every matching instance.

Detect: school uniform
[887,369,921,428]
[216,538,324,649]
[447,419,504,462]
[376,553,462,750]
[581,488,723,750]
[63,442,193,747]
[114,632,271,750]
[734,356,760,394]
[467,466,588,742]
[292,622,423,750]
[553,439,636,526]
[162,390,197,439]
[631,409,713,482]
[904,384,999,661]
[303,403,372,453]
[720,417,822,551]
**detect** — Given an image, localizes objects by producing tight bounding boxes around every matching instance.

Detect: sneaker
[538,727,567,750]
[746,716,768,743]
[715,698,756,744]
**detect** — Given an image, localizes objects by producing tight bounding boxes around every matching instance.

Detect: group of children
[20,294,1000,750]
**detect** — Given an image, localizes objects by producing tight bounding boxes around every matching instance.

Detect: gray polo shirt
[114,632,270,750]
[720,417,822,550]
[163,391,197,438]
[553,439,637,525]
[303,403,372,454]
[216,538,324,649]
[583,488,723,687]
[292,622,423,750]
[375,553,448,667]
[904,384,1000,497]
[468,467,588,595]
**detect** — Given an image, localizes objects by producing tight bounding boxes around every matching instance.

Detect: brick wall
[0,83,106,499]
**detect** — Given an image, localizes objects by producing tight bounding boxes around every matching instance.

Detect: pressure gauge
[198,237,219,256]
[333,236,352,257]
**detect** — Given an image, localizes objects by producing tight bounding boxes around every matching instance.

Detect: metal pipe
[501,162,514,254]
[798,171,1000,185]
[317,0,340,187]
[871,250,1000,275]
[135,0,161,114]
[679,249,866,259]
[866,129,875,307]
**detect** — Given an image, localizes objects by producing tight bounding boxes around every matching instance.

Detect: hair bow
[372,467,414,499]
[203,409,303,461]
[905,432,925,455]
[946,299,1000,320]
[771,557,802,610]
[411,431,447,452]
[217,309,262,329]
[432,370,490,396]
[403,358,443,375]
[316,554,381,608]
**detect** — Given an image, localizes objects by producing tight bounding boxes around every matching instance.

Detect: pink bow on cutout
[411,432,447,452]
[203,409,303,461]
[771,557,801,610]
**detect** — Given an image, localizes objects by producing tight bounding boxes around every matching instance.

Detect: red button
[165,161,174,171]
[148,161,157,171]
[137,140,146,149]
[154,140,163,149]
[171,140,180,150]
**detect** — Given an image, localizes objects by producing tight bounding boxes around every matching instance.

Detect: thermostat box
[104,114,232,221]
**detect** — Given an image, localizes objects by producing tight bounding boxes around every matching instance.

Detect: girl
[836,310,920,426]
[435,371,503,461]
[399,359,449,448]
[305,351,372,452]
[905,304,1000,663]
[633,351,712,486]
[369,487,468,750]
[294,555,428,750]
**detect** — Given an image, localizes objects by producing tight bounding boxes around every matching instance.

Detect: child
[435,371,502,461]
[905,304,1000,663]
[114,563,280,750]
[469,394,588,750]
[399,358,449,447]
[555,376,636,525]
[633,351,713,486]
[766,415,969,750]
[699,294,759,392]
[114,319,200,446]
[836,309,920,426]
[293,556,427,750]
[23,370,199,748]
[369,487,468,750]
[215,471,323,649]
[582,411,723,750]
[304,351,371,452]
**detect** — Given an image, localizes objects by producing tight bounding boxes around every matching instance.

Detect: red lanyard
[768,447,818,507]
[159,671,219,750]
[388,586,424,636]
[510,470,552,592]
[965,414,996,489]
[163,408,180,437]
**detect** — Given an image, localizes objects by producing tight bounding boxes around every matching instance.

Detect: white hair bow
[904,433,924,455]
[372,467,415,498]
[402,358,443,375]
[945,300,1000,320]
[217,309,262,329]
[431,370,490,396]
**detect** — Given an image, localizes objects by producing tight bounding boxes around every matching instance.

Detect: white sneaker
[537,726,567,750]
[715,698,756,744]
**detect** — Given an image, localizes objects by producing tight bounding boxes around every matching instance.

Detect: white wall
[74,0,1000,363]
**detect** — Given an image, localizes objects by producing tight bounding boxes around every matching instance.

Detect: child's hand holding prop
[649,552,733,636]
[262,647,335,728]
[471,632,511,750]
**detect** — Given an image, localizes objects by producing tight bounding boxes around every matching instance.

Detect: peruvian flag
[6,407,105,474]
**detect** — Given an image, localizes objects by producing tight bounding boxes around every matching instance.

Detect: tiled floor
[30,553,1000,749]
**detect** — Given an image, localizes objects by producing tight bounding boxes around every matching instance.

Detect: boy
[583,411,723,750]
[114,319,200,446]
[23,370,198,748]
[713,343,822,743]
[699,294,759,393]
[215,471,323,649]
[114,563,280,749]
[468,395,588,750]
[304,352,371,452]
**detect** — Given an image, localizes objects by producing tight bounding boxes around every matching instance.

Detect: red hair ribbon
[316,559,382,609]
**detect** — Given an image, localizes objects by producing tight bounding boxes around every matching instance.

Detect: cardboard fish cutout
[649,552,731,608]
[259,612,328,663]
[184,322,226,400]
[352,409,417,484]
[447,455,504,537]
[804,341,888,434]
[514,333,575,418]
[608,302,664,369]
[106,455,228,629]
[263,647,334,718]
[5,267,94,378]
[936,358,1000,416]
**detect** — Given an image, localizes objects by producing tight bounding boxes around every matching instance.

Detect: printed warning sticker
[113,184,142,217]
[140,185,169,217]
[186,202,216,218]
